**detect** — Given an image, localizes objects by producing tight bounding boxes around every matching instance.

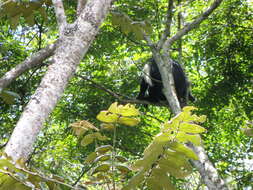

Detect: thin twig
[75,74,168,107]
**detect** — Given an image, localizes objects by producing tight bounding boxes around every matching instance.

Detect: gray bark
[0,42,58,90]
[4,0,113,162]
[189,144,229,190]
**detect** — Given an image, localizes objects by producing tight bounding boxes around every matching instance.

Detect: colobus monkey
[137,58,195,107]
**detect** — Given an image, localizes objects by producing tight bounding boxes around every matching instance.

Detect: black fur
[137,58,195,107]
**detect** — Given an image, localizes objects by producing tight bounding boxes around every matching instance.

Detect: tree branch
[52,0,67,35]
[157,0,174,50]
[76,74,168,107]
[162,0,223,52]
[77,0,87,17]
[188,143,229,190]
[0,41,59,90]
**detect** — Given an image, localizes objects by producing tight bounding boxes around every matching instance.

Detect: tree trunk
[4,0,113,162]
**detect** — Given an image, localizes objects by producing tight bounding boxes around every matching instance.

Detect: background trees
[0,0,252,189]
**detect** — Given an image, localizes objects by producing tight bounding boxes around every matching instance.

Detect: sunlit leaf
[176,132,201,146]
[108,102,140,117]
[96,111,119,123]
[182,106,197,112]
[198,115,207,123]
[179,122,206,133]
[70,120,98,137]
[118,117,140,126]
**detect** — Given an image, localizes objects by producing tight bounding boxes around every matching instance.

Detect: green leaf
[132,24,144,40]
[158,158,192,178]
[146,176,164,190]
[168,142,199,160]
[115,155,128,163]
[149,168,175,190]
[92,164,110,174]
[108,102,140,117]
[164,150,193,171]
[118,116,140,126]
[95,145,113,154]
[100,123,115,131]
[176,132,202,146]
[81,134,94,146]
[122,170,145,190]
[179,122,206,133]
[133,140,164,171]
[94,154,111,162]
[84,152,98,164]
[96,111,119,123]
[93,132,108,141]
[24,14,35,26]
[182,106,197,112]
[111,12,122,25]
[115,164,131,173]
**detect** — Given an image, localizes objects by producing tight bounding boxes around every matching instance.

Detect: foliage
[69,104,206,190]
[123,106,205,190]
[69,103,140,189]
[111,12,152,40]
[0,0,253,189]
[0,153,72,190]
[0,0,51,28]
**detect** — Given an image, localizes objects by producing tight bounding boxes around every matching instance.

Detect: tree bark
[4,0,113,162]
[0,42,58,90]
[188,144,228,190]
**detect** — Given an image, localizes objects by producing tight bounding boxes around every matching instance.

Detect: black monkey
[137,58,195,107]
